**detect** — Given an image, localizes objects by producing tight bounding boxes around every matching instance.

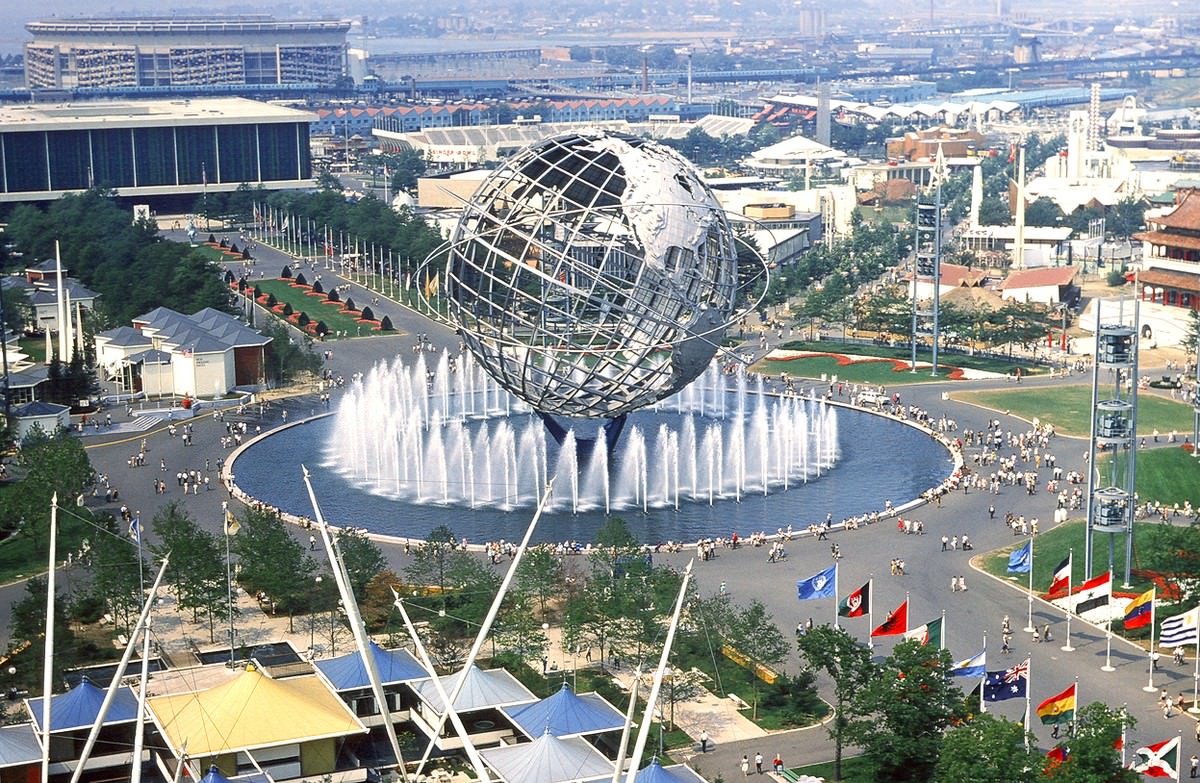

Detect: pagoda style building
[1134,188,1200,313]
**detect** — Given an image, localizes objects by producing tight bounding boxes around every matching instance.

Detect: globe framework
[443,130,746,420]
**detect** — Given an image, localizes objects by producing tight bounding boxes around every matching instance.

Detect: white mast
[623,559,694,783]
[1014,143,1027,270]
[39,494,59,783]
[301,466,411,783]
[54,243,68,362]
[69,557,170,783]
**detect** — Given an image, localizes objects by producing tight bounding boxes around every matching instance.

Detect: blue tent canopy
[26,679,141,733]
[634,758,706,783]
[504,683,625,739]
[200,765,233,783]
[314,640,427,691]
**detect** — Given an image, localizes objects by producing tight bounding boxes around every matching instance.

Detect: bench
[728,693,750,710]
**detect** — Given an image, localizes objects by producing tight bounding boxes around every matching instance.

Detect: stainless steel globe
[442,130,746,419]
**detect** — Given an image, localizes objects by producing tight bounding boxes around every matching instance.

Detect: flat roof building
[0,98,314,202]
[24,16,350,91]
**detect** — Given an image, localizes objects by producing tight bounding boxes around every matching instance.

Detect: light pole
[311,576,323,653]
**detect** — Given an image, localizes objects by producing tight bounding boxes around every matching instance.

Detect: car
[857,389,886,409]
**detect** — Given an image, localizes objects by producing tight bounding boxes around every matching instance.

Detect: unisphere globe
[443,130,744,419]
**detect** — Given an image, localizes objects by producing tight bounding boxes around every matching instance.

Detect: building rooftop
[26,17,351,35]
[0,98,316,132]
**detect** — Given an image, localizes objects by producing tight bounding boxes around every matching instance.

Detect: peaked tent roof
[315,641,428,691]
[504,684,625,739]
[0,724,41,769]
[1149,188,1200,230]
[26,679,141,733]
[634,759,707,783]
[412,665,536,713]
[95,325,153,347]
[13,400,70,417]
[479,732,614,783]
[200,766,233,783]
[146,668,367,758]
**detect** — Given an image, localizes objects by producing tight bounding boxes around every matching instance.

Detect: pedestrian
[1189,753,1197,779]
[957,575,967,591]
[309,534,317,550]
[773,753,783,773]
[741,756,749,777]
[1164,695,1173,719]
[1032,627,1041,644]
[951,575,959,593]
[989,503,995,519]
[1042,623,1052,643]
[700,730,708,753]
[755,752,763,774]
[941,535,949,551]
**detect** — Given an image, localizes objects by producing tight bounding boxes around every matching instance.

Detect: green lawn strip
[254,279,379,338]
[1100,447,1200,508]
[752,355,958,385]
[789,755,874,783]
[0,487,95,582]
[952,386,1194,438]
[978,519,1192,643]
[191,243,243,264]
[18,337,46,364]
[777,339,1049,375]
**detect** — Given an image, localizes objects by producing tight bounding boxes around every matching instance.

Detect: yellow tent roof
[147,667,367,758]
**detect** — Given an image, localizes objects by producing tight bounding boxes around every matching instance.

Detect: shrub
[281,265,293,279]
[266,292,277,307]
[229,242,239,254]
[218,238,228,248]
[208,233,216,244]
[223,270,235,283]
[315,321,329,336]
[295,272,308,286]
[297,312,311,327]
[311,280,324,294]
[1106,265,1127,287]
[380,315,394,331]
[282,302,293,316]
[242,247,252,260]
[344,296,356,312]
[327,290,340,303]
[360,305,375,321]
[253,284,262,298]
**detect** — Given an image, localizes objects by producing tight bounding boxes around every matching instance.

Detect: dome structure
[443,130,749,419]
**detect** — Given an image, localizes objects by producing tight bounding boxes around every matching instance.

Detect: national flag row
[1009,542,1199,648]
[1046,736,1183,779]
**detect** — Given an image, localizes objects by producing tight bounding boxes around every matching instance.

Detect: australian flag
[983,660,1028,702]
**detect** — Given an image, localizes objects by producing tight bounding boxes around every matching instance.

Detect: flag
[1048,554,1070,595]
[949,649,986,678]
[1123,587,1154,630]
[424,272,440,298]
[1036,683,1077,725]
[796,564,837,601]
[1159,606,1200,649]
[1007,540,1032,573]
[1074,571,1111,616]
[838,580,869,617]
[982,659,1028,702]
[128,516,141,544]
[253,204,261,225]
[223,510,240,536]
[904,616,943,647]
[1132,737,1181,779]
[871,599,908,637]
[281,215,290,232]
[1044,745,1070,771]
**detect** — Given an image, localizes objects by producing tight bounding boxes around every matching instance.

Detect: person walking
[755,752,763,774]
[700,730,709,753]
[773,754,783,773]
[741,756,749,777]
[1189,753,1197,779]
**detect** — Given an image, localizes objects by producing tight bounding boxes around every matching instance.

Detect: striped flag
[1159,606,1199,649]
[1048,554,1070,596]
[904,616,943,647]
[1036,683,1077,725]
[1074,570,1111,617]
[1132,736,1180,779]
[1123,587,1154,630]
[949,649,986,678]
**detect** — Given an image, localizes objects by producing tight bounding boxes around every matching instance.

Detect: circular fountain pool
[231,355,953,544]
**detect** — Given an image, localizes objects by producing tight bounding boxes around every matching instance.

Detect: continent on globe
[442,130,757,421]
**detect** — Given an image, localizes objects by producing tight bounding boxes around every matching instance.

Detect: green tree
[494,593,549,663]
[8,575,76,690]
[1043,702,1137,782]
[149,502,232,642]
[1025,197,1065,227]
[0,425,94,547]
[1,285,29,333]
[515,547,565,619]
[796,624,875,782]
[336,527,388,597]
[843,639,965,782]
[83,516,148,631]
[316,170,344,192]
[260,320,321,386]
[729,600,789,719]
[230,507,316,631]
[1135,521,1200,599]
[1183,308,1200,361]
[934,713,1036,783]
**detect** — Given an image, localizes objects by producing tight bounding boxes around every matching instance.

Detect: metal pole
[39,495,59,783]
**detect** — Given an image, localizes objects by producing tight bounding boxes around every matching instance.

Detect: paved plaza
[3,234,1198,781]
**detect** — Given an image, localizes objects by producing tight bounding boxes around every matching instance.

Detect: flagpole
[940,608,946,650]
[1023,654,1031,751]
[1102,571,1115,672]
[40,494,58,783]
[904,591,910,633]
[1144,587,1157,692]
[1061,549,1074,652]
[979,630,986,714]
[1119,704,1126,767]
[225,517,236,667]
[834,562,839,630]
[868,576,874,649]
[1024,537,1036,632]
[1191,633,1200,715]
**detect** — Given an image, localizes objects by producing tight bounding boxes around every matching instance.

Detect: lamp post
[310,575,323,653]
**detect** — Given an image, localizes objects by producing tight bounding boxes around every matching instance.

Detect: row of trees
[1,188,235,328]
[798,625,1138,783]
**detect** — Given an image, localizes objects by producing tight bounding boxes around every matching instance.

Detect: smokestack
[817,82,831,147]
[1014,144,1027,270]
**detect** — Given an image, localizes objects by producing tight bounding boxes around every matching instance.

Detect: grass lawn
[775,340,1049,376]
[18,336,46,364]
[254,279,390,339]
[190,242,244,264]
[1100,447,1200,508]
[0,488,95,581]
[753,355,961,385]
[790,755,873,783]
[952,386,1194,438]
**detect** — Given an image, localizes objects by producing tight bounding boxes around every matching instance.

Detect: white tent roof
[411,665,535,713]
[479,732,614,783]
